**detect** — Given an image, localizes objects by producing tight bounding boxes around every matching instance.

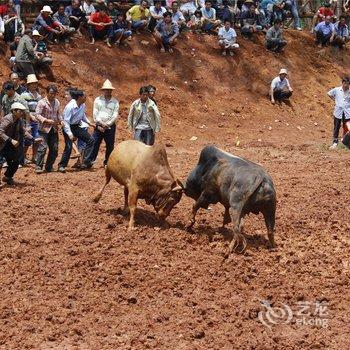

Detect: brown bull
[94,140,184,229]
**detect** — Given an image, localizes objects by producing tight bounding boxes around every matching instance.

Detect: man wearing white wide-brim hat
[270,68,293,104]
[0,102,30,186]
[32,5,65,42]
[91,79,119,166]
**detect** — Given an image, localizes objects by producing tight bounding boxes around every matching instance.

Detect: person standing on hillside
[327,77,350,149]
[265,19,287,53]
[270,68,293,104]
[128,86,160,146]
[58,90,95,172]
[0,102,29,186]
[34,84,61,173]
[91,79,119,166]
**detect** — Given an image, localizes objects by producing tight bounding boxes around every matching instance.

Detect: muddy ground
[0,31,350,349]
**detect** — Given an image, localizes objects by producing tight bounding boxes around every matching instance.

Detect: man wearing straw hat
[21,74,42,164]
[91,79,119,166]
[0,102,29,186]
[270,68,293,104]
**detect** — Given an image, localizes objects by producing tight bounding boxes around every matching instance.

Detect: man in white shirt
[218,20,239,56]
[91,79,119,166]
[58,90,95,172]
[149,0,166,32]
[270,68,293,104]
[327,77,350,149]
[201,0,221,32]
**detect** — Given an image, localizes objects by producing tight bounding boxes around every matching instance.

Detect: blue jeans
[134,129,155,146]
[132,20,146,30]
[91,124,116,165]
[109,29,132,41]
[286,0,301,28]
[58,125,95,168]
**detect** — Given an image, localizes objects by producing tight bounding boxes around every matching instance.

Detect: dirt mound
[0,32,349,349]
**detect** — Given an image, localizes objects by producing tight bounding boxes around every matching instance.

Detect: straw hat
[279,68,288,75]
[11,102,27,111]
[100,79,115,90]
[32,30,42,37]
[41,5,53,13]
[27,74,38,84]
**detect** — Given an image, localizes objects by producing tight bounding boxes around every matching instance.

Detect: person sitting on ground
[314,15,335,48]
[107,1,118,21]
[180,0,197,20]
[312,0,334,33]
[265,19,286,53]
[35,84,62,173]
[127,86,161,146]
[15,29,38,77]
[81,0,96,21]
[53,4,76,44]
[0,102,29,186]
[107,11,132,47]
[32,31,53,76]
[201,0,221,33]
[10,72,25,94]
[65,0,86,36]
[9,34,20,70]
[187,9,202,32]
[126,0,150,33]
[171,2,186,31]
[88,5,112,45]
[149,0,166,32]
[270,68,293,104]
[4,7,24,43]
[327,77,350,149]
[240,3,262,39]
[21,74,42,164]
[333,15,349,49]
[154,11,179,53]
[218,19,239,56]
[272,0,286,24]
[32,5,65,43]
[1,81,27,118]
[217,0,233,23]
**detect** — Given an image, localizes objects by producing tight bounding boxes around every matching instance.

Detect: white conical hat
[32,30,42,37]
[27,74,38,84]
[101,79,115,90]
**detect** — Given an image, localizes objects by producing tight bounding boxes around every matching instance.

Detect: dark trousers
[36,129,59,171]
[273,89,293,101]
[91,124,116,165]
[88,26,111,39]
[148,17,158,32]
[58,125,95,168]
[316,31,332,46]
[0,142,20,178]
[333,113,349,144]
[266,39,287,52]
[134,129,155,146]
[16,61,35,77]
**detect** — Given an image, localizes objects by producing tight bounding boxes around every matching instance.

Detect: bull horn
[171,185,183,192]
[176,179,185,189]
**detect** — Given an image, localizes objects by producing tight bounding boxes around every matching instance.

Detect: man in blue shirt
[333,15,349,49]
[58,90,95,172]
[314,15,335,47]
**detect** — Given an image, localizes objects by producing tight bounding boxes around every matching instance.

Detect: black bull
[185,146,276,254]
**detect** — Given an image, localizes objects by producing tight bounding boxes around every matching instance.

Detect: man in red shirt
[312,1,335,32]
[87,5,112,45]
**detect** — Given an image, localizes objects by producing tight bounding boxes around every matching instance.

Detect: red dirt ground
[0,31,349,349]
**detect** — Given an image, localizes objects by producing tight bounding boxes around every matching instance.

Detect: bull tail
[94,167,112,203]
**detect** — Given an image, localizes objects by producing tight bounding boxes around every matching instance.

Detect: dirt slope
[0,31,349,349]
